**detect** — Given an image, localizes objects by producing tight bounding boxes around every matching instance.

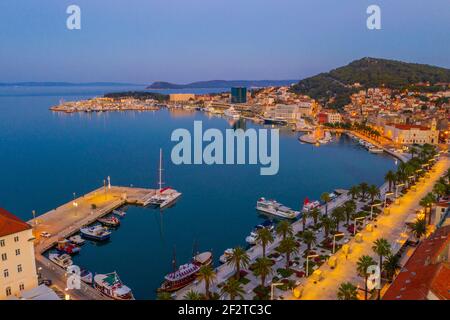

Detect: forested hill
[291,57,450,109]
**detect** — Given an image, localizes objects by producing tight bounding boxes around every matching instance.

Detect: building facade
[169,93,196,102]
[0,208,38,300]
[383,120,439,145]
[231,87,247,104]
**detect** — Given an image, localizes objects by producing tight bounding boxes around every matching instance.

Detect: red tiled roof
[383,226,450,300]
[389,123,430,131]
[0,208,31,238]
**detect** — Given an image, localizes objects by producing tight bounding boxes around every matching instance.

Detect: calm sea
[0,86,396,299]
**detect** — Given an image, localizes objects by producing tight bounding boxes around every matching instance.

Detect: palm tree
[320,215,334,238]
[359,182,369,201]
[343,200,356,225]
[183,289,202,300]
[349,185,360,201]
[320,192,331,215]
[410,218,427,241]
[278,236,297,268]
[226,247,250,280]
[310,207,321,226]
[197,265,216,300]
[331,206,345,232]
[337,282,358,300]
[301,230,316,254]
[157,291,173,300]
[372,238,391,300]
[384,171,396,192]
[302,209,309,231]
[367,185,380,204]
[255,228,274,258]
[383,254,400,283]
[433,182,446,200]
[276,220,293,241]
[356,255,376,300]
[253,257,273,287]
[220,278,245,300]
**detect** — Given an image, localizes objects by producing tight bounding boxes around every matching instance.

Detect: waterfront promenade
[30,185,156,300]
[285,155,449,300]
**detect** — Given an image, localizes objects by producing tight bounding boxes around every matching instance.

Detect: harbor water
[0,86,396,299]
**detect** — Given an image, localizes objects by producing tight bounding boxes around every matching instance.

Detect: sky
[0,0,449,84]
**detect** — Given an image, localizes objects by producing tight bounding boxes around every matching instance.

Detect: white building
[264,104,302,123]
[383,119,439,145]
[0,208,38,300]
[327,112,342,124]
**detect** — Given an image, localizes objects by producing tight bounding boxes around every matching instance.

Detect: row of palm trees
[348,182,380,203]
[338,237,400,300]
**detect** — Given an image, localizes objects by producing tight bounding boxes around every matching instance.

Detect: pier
[30,185,156,300]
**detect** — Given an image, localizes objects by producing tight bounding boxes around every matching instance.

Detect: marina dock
[30,185,156,300]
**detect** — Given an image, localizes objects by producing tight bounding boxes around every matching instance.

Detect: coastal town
[1,79,448,301]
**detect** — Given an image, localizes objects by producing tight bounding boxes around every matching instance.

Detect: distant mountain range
[146,80,298,89]
[291,57,450,109]
[0,82,142,87]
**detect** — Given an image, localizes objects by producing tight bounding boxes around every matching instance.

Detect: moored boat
[68,235,85,245]
[94,272,134,300]
[49,253,73,269]
[112,209,126,218]
[159,263,200,292]
[193,251,213,267]
[80,225,111,241]
[80,268,93,284]
[56,239,81,255]
[256,197,300,219]
[98,216,120,227]
[223,106,240,119]
[302,197,321,212]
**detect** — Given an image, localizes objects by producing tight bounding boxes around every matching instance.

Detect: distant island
[146,80,298,89]
[0,82,143,87]
[291,57,450,109]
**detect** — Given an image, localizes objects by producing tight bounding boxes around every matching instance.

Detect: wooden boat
[56,239,81,255]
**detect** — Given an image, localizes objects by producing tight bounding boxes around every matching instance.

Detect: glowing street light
[395,183,405,198]
[332,233,345,254]
[353,217,365,236]
[384,192,394,210]
[306,254,319,277]
[370,203,382,220]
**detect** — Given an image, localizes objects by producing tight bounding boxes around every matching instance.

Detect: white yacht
[147,149,182,209]
[223,106,240,119]
[49,253,73,270]
[256,198,300,219]
[369,147,384,153]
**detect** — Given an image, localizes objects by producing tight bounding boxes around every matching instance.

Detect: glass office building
[231,87,247,103]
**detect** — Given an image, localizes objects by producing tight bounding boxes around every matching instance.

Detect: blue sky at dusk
[0,0,449,83]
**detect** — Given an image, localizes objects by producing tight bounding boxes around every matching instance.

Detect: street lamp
[270,282,284,300]
[353,217,365,236]
[306,254,319,277]
[332,233,345,254]
[395,183,405,198]
[384,192,394,210]
[370,203,382,220]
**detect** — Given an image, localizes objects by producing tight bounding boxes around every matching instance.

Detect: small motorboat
[49,253,73,270]
[113,209,126,218]
[80,268,93,285]
[68,235,85,246]
[80,225,111,241]
[193,251,213,267]
[98,216,120,227]
[56,239,81,255]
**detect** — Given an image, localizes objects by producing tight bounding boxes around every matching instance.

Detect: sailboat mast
[158,148,163,191]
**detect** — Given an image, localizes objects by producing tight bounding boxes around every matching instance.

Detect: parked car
[40,232,51,238]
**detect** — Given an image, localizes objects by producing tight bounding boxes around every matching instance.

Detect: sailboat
[147,149,182,209]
